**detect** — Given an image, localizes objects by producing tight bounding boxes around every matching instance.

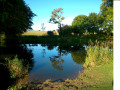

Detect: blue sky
[24,0,103,30]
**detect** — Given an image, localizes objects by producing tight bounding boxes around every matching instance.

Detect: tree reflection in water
[50,56,64,71]
[49,45,69,71]
[49,44,87,71]
[42,49,46,57]
[71,50,86,64]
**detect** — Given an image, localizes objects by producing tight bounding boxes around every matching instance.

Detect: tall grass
[83,41,113,68]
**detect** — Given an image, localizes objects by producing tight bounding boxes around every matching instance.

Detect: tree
[87,13,100,35]
[49,8,64,32]
[72,15,87,36]
[41,23,46,31]
[0,0,35,37]
[99,0,113,36]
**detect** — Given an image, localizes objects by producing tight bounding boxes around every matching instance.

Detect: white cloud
[32,23,41,30]
[61,17,74,25]
[32,17,74,31]
[44,23,58,31]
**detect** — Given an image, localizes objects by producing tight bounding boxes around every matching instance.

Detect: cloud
[32,17,74,31]
[32,23,41,30]
[61,17,74,25]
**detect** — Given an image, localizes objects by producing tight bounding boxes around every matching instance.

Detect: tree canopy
[72,15,87,36]
[71,0,113,37]
[87,13,100,35]
[99,0,113,35]
[0,0,35,36]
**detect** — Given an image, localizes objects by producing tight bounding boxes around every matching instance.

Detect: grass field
[22,31,59,36]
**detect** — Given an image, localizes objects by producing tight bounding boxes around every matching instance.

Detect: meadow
[22,30,59,36]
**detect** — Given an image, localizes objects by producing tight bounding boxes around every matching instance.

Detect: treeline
[59,0,113,37]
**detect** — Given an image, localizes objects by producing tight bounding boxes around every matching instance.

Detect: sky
[24,0,103,31]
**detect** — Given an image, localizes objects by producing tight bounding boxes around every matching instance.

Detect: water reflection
[27,43,86,82]
[71,50,86,64]
[0,42,87,89]
[42,49,46,57]
[50,56,64,71]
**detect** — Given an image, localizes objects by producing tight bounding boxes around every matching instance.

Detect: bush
[6,57,28,78]
[47,31,54,36]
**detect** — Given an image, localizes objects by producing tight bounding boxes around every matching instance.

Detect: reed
[83,40,113,68]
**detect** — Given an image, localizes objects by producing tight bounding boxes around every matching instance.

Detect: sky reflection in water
[27,44,84,82]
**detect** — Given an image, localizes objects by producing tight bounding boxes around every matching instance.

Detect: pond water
[0,43,87,89]
[26,44,84,82]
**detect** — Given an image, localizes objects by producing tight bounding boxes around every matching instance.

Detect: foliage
[72,15,87,36]
[99,0,113,36]
[83,41,113,68]
[87,13,101,35]
[59,25,72,36]
[0,0,35,36]
[49,8,64,32]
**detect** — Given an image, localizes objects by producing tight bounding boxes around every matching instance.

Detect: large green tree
[99,0,113,36]
[87,13,100,35]
[72,15,87,36]
[49,8,64,32]
[0,0,35,36]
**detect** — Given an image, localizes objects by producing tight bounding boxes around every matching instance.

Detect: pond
[27,44,85,82]
[0,43,87,89]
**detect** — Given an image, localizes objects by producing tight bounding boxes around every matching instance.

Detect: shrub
[47,31,54,36]
[6,57,28,78]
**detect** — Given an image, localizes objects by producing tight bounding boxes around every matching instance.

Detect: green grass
[80,61,113,90]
